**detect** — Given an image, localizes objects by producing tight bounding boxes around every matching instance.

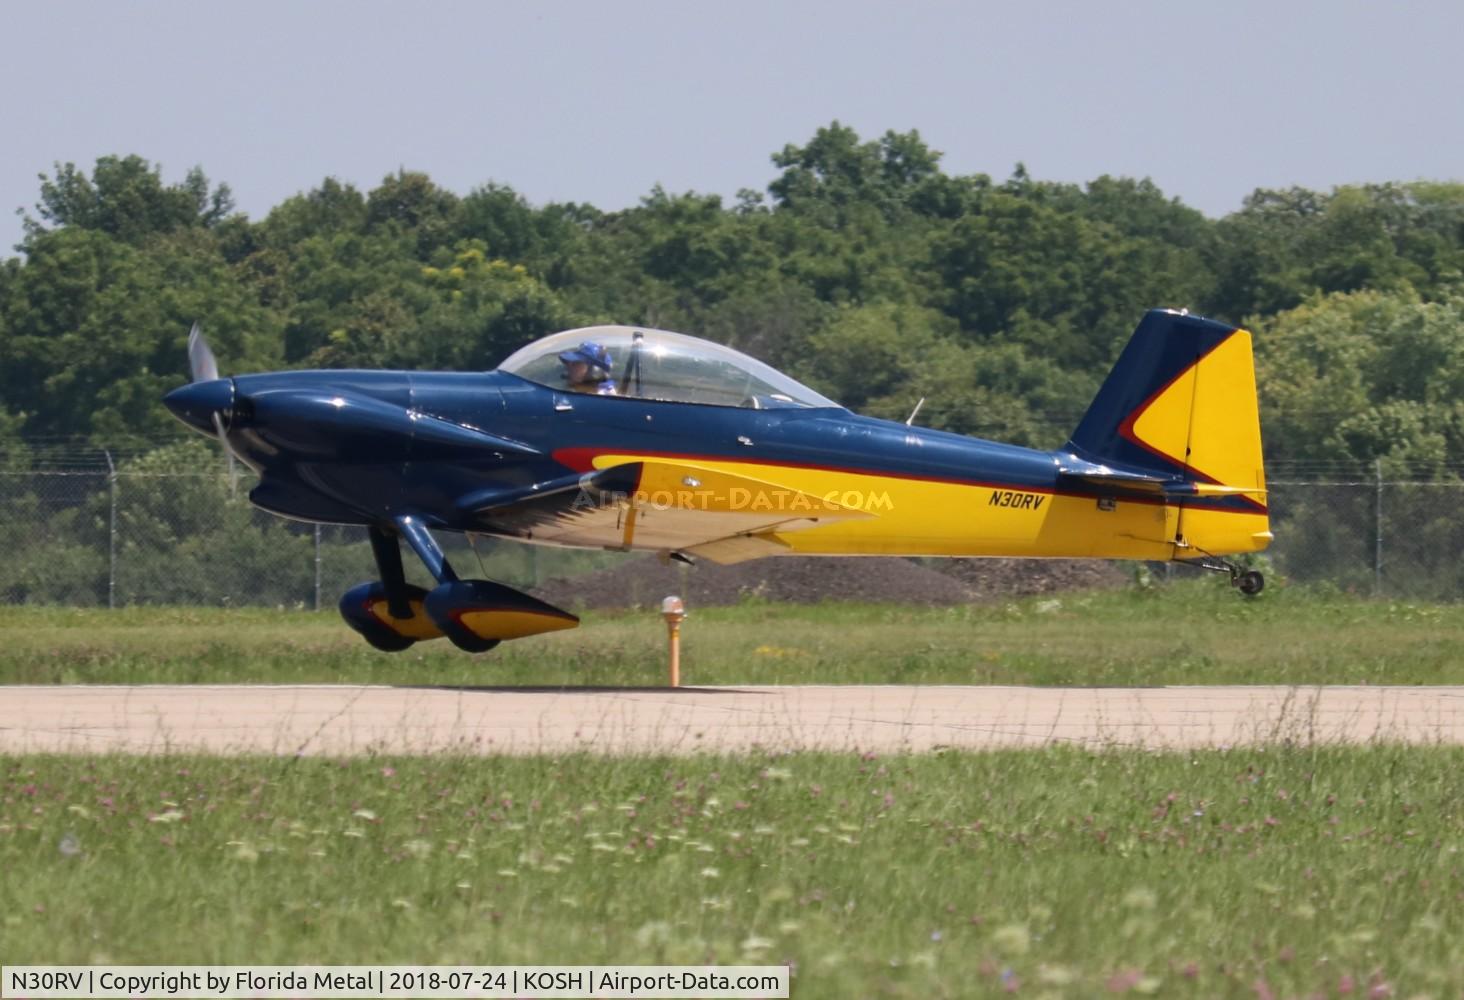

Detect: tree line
[1,123,1461,471]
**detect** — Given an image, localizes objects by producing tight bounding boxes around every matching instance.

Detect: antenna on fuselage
[905,397,926,426]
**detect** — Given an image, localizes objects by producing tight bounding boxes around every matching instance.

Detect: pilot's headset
[560,342,613,383]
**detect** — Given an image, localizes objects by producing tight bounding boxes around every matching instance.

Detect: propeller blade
[211,410,239,486]
[185,321,238,490]
[187,322,219,383]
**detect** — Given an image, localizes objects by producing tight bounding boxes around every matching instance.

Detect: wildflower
[699,867,720,878]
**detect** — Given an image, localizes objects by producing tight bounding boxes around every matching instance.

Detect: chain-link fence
[0,469,628,608]
[0,468,1460,605]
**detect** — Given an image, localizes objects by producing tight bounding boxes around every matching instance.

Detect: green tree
[1255,290,1464,469]
[1,226,282,444]
[796,302,1090,447]
[931,187,1197,367]
[365,169,460,258]
[21,155,234,248]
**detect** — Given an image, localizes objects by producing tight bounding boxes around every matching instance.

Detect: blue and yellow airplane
[164,309,1270,652]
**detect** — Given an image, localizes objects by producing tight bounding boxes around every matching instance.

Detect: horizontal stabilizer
[1057,468,1269,500]
[1056,467,1170,496]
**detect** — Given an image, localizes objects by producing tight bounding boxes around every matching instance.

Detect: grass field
[2,582,1463,687]
[3,747,1462,997]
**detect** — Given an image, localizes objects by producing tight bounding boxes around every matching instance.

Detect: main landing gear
[339,517,579,653]
[1176,554,1265,597]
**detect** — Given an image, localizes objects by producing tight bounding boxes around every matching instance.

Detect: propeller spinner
[164,323,240,478]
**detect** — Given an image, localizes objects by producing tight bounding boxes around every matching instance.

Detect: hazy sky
[3,0,1461,254]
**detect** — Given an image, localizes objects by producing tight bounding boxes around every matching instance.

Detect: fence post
[313,524,322,612]
[1374,458,1383,598]
[105,450,117,610]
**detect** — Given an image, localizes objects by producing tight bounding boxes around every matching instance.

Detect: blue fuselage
[171,368,1065,532]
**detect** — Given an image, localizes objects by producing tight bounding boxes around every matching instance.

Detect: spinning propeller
[167,323,240,482]
[187,321,219,383]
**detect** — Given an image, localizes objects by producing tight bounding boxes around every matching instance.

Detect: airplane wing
[465,460,877,564]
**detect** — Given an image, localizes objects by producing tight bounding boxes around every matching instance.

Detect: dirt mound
[532,554,1126,610]
[934,557,1128,601]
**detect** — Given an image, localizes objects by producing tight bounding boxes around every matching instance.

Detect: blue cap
[558,342,612,370]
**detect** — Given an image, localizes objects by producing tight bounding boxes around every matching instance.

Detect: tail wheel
[1237,570,1264,596]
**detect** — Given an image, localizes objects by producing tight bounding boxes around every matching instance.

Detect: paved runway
[4,684,1464,755]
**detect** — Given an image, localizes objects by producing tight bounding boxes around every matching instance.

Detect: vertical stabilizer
[1066,309,1269,555]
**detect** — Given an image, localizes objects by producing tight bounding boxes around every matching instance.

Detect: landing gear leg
[1175,554,1265,597]
[368,525,413,619]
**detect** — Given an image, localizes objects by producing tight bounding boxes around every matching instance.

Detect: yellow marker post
[661,595,686,687]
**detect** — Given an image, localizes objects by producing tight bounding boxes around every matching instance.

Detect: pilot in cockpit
[558,342,618,395]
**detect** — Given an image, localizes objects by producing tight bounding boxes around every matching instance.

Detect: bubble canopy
[496,326,840,409]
